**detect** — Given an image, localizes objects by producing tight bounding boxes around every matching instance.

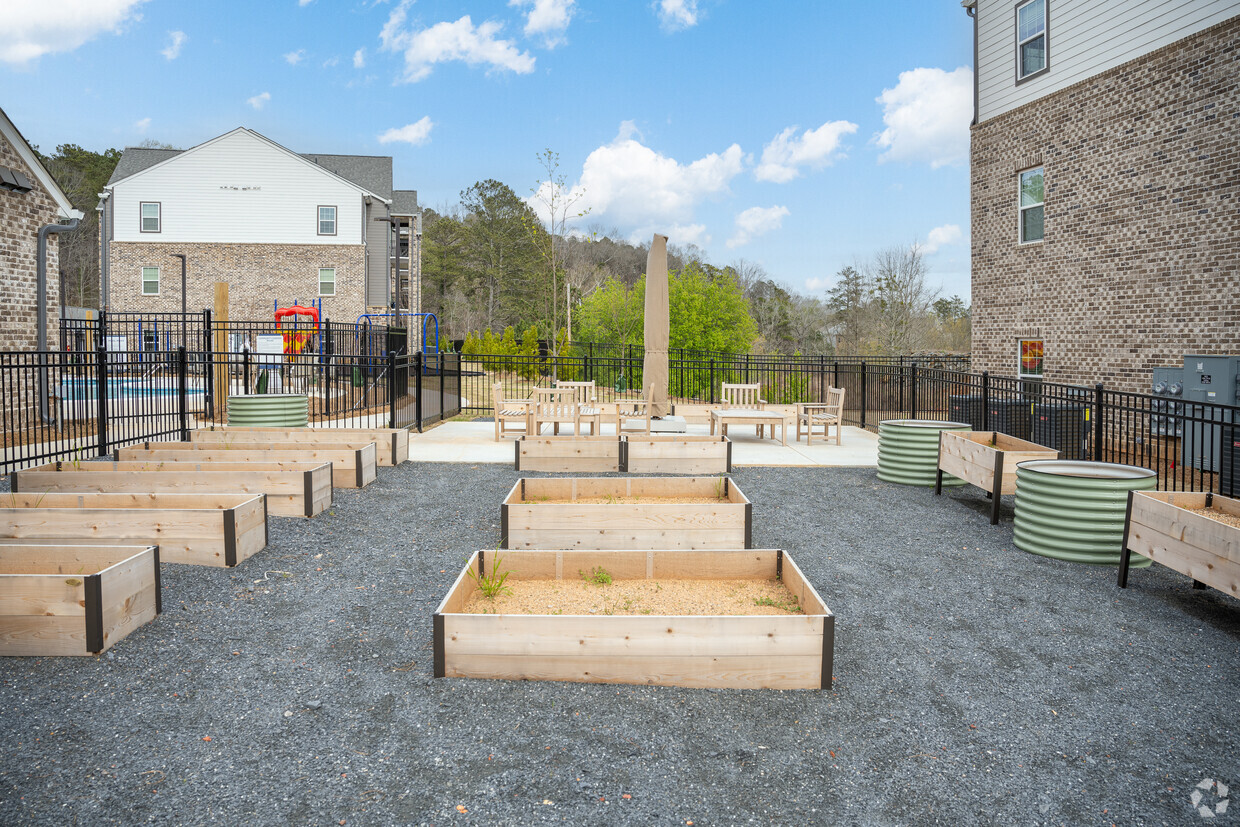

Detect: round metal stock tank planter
[877,419,972,487]
[1013,460,1158,566]
[227,394,309,427]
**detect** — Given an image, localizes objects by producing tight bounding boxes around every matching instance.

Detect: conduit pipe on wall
[36,219,80,423]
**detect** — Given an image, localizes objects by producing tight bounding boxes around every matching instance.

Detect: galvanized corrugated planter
[877,420,972,487]
[1013,460,1158,566]
[227,394,309,427]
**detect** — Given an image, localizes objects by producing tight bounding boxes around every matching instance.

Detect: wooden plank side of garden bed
[513,476,743,503]
[1127,492,1240,597]
[0,498,267,567]
[98,550,160,651]
[13,462,332,518]
[625,436,731,474]
[938,431,1058,496]
[515,437,621,473]
[116,442,376,489]
[192,426,408,465]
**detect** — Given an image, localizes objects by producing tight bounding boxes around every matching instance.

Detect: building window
[1019,339,1044,379]
[1019,167,1044,243]
[141,266,160,295]
[319,267,336,296]
[1016,0,1047,81]
[318,205,337,236]
[140,202,161,233]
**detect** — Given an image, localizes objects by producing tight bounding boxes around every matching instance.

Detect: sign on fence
[255,334,284,366]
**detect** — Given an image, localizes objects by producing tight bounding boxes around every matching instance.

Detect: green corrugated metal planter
[227,394,309,427]
[1013,460,1158,566]
[877,419,972,487]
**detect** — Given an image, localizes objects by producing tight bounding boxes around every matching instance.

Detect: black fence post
[834,360,840,391]
[911,362,918,419]
[1094,383,1105,462]
[203,309,214,420]
[177,345,188,441]
[860,361,867,430]
[981,371,991,431]
[243,348,251,395]
[414,350,424,432]
[95,330,109,457]
[709,359,716,404]
[388,350,398,429]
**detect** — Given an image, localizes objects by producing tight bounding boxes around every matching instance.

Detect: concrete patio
[407,419,879,465]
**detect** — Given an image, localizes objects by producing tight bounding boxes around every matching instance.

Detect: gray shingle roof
[391,189,419,215]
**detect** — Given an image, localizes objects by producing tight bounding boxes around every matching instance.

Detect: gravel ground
[1,463,1237,826]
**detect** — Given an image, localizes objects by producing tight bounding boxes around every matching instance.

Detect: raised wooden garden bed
[115,441,377,489]
[0,543,161,656]
[1120,491,1240,598]
[625,435,732,474]
[191,426,409,466]
[13,461,332,518]
[434,548,833,689]
[0,493,267,567]
[502,476,750,550]
[935,430,1060,523]
[515,435,620,472]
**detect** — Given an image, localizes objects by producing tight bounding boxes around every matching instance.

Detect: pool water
[58,378,206,399]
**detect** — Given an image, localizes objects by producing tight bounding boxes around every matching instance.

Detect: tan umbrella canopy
[642,234,670,417]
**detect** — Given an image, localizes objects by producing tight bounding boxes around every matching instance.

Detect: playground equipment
[355,312,440,356]
[274,305,320,355]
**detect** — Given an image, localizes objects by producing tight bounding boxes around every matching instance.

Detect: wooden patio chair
[531,387,582,436]
[492,382,531,441]
[615,385,653,435]
[719,382,768,437]
[556,379,601,435]
[797,386,845,446]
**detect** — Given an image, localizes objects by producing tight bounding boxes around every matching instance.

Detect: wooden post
[213,283,229,423]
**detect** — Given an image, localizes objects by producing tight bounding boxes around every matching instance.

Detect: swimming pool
[58,378,206,400]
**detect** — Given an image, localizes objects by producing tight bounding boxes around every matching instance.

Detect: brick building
[0,106,84,351]
[965,0,1239,393]
[100,128,419,333]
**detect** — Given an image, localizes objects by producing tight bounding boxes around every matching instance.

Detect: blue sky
[2,0,975,301]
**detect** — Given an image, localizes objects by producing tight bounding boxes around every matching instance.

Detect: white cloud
[922,223,963,254]
[509,0,575,47]
[377,116,434,146]
[804,276,830,292]
[875,66,972,168]
[380,0,534,83]
[284,49,306,65]
[0,0,148,65]
[247,91,271,110]
[134,117,151,133]
[754,120,858,183]
[161,30,186,60]
[548,123,743,236]
[353,47,366,68]
[322,56,339,67]
[299,0,313,6]
[655,0,698,31]
[727,205,789,249]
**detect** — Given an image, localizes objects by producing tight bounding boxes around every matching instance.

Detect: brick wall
[108,241,369,324]
[970,14,1240,394]
[0,132,61,352]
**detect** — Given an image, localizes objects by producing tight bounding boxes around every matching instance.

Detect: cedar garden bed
[434,548,833,690]
[13,460,333,518]
[1120,491,1240,598]
[0,543,161,656]
[0,492,267,567]
[115,441,377,489]
[936,430,1060,523]
[501,476,751,550]
[190,426,409,466]
[514,434,731,474]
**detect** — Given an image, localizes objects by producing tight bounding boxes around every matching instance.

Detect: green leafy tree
[459,180,540,330]
[825,265,875,356]
[667,263,758,354]
[574,276,644,348]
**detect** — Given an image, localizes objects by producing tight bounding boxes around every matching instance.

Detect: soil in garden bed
[522,495,727,504]
[1185,506,1240,529]
[462,577,804,616]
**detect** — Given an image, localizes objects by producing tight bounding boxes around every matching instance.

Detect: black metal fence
[0,343,462,474]
[459,352,1236,495]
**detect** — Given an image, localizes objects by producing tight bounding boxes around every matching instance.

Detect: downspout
[97,190,111,311]
[37,219,81,423]
[964,0,978,126]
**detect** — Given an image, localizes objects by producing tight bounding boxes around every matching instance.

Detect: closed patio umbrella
[642,233,670,417]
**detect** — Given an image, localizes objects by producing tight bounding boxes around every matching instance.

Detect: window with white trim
[1019,167,1044,243]
[140,202,161,233]
[318,205,337,236]
[141,266,160,295]
[1016,0,1047,81]
[319,267,336,296]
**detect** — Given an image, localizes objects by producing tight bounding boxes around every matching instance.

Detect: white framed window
[1019,167,1044,243]
[141,266,160,295]
[140,202,161,233]
[318,205,337,236]
[1016,0,1047,82]
[1019,338,1045,379]
[319,267,336,296]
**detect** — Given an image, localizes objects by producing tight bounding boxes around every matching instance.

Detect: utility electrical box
[1181,355,1240,473]
[1150,366,1185,438]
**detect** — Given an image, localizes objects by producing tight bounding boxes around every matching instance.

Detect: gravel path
[1,464,1237,825]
